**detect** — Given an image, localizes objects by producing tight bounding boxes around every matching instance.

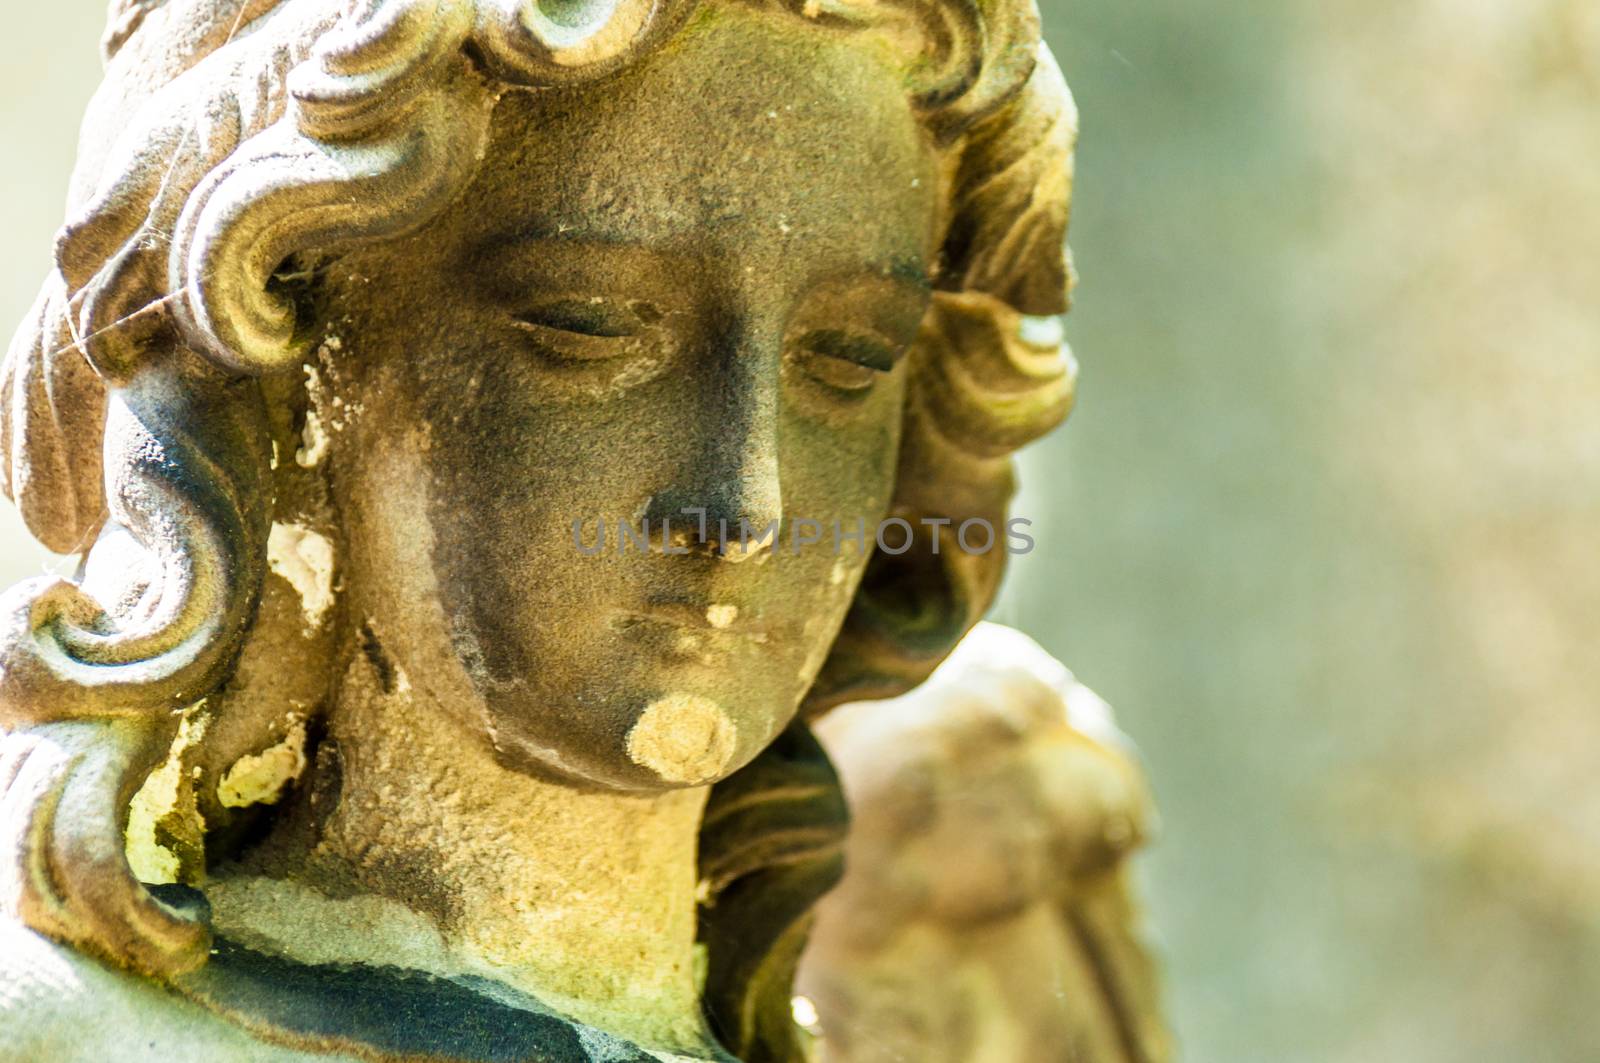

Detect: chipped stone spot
[296,364,332,467]
[268,522,337,630]
[626,694,738,785]
[296,407,330,467]
[705,604,738,629]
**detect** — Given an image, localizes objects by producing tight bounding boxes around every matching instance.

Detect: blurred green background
[3,2,1597,1061]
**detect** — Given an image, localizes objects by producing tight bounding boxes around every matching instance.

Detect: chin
[483,688,786,793]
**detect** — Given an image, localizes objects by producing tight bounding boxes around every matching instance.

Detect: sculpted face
[322,8,940,790]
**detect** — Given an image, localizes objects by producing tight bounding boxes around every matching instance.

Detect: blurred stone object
[800,624,1170,1063]
[0,0,1098,1058]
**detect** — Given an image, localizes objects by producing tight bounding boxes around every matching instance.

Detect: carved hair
[0,0,1076,1053]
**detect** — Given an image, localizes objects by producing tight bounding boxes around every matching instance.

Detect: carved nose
[645,324,784,559]
[644,450,782,560]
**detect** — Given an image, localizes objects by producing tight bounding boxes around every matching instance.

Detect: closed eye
[514,297,650,338]
[788,329,903,394]
[511,297,670,365]
[798,330,901,372]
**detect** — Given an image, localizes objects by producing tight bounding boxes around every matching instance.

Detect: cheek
[771,380,905,669]
[777,377,906,523]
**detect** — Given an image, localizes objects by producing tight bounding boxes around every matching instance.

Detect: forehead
[457,6,941,277]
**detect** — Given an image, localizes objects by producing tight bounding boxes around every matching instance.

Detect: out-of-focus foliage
[1001,0,1600,1060]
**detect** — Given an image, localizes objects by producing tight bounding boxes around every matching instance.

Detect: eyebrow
[464,232,678,297]
[472,230,673,267]
[471,232,934,304]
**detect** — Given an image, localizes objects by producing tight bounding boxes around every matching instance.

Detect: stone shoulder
[0,917,340,1063]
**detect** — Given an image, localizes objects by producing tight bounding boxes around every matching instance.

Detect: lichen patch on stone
[126,704,211,885]
[218,714,310,809]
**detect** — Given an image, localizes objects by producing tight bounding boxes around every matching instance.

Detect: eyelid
[512,322,635,364]
[792,328,904,372]
[513,296,649,339]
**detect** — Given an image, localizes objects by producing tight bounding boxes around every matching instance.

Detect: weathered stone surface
[0,0,1154,1059]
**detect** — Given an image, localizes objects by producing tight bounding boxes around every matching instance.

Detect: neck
[208,647,716,1056]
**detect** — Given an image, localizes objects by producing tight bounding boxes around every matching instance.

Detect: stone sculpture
[799,624,1170,1062]
[0,0,1153,1058]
